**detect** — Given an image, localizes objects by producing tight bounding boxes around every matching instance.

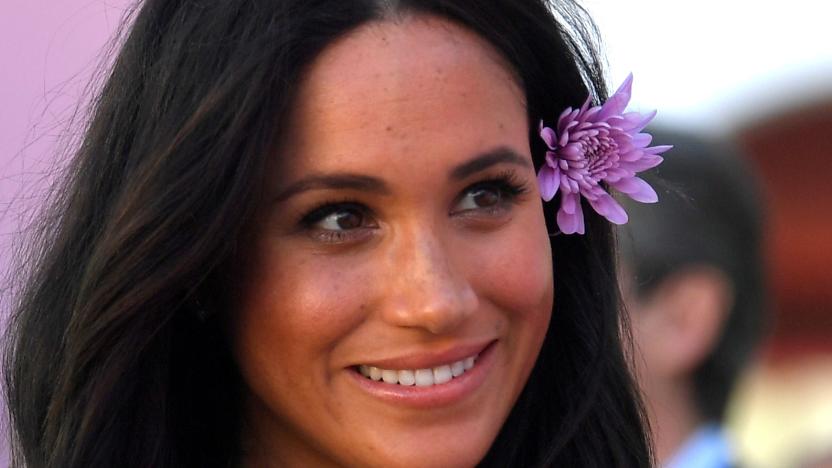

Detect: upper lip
[355,339,495,370]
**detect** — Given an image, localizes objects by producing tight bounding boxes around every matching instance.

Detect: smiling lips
[357,354,478,387]
[349,341,497,408]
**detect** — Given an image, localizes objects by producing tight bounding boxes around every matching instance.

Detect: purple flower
[537,74,672,234]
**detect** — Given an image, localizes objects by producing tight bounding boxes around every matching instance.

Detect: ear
[637,265,734,379]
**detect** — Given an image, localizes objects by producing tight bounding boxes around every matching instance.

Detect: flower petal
[558,109,580,135]
[645,144,673,155]
[616,110,657,132]
[557,203,585,235]
[581,106,601,123]
[632,132,653,148]
[619,149,645,162]
[557,106,573,126]
[537,165,560,201]
[561,142,583,160]
[561,191,579,214]
[579,96,592,115]
[588,193,628,225]
[611,176,658,203]
[559,128,571,147]
[540,126,557,149]
[560,173,573,194]
[619,155,664,173]
[604,167,635,183]
[597,73,633,121]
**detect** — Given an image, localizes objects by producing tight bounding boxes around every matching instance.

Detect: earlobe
[655,265,735,376]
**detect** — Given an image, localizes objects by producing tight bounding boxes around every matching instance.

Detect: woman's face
[232,15,553,468]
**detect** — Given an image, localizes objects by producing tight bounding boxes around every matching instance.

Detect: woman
[4,0,655,466]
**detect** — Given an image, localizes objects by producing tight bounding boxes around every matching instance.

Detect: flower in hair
[537,73,671,234]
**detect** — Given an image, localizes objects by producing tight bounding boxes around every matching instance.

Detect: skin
[231,15,554,468]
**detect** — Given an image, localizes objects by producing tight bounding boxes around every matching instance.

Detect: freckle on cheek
[493,322,503,335]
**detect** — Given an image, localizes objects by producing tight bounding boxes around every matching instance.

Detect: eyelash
[298,171,529,244]
[454,170,529,215]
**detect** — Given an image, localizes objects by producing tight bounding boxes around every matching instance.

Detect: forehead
[278,15,528,179]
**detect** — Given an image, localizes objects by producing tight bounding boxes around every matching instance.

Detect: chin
[346,434,495,468]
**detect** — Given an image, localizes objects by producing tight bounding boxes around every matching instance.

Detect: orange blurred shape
[737,98,832,359]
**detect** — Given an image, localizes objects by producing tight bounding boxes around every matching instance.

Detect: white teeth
[450,360,465,377]
[414,369,434,386]
[397,370,416,386]
[433,365,452,384]
[382,369,398,384]
[358,354,479,387]
[369,366,382,381]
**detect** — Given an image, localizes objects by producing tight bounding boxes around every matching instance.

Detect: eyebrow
[449,147,531,180]
[272,174,390,203]
[272,146,531,203]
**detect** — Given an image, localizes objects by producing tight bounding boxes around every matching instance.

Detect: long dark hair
[4,0,651,466]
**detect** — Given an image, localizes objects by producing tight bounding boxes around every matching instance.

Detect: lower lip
[348,341,497,409]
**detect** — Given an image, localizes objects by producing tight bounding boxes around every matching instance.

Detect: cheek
[465,214,554,326]
[460,210,553,400]
[230,242,369,384]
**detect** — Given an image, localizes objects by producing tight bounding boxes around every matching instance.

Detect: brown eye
[317,208,365,231]
[455,187,502,212]
[300,202,380,244]
[471,188,501,207]
[451,175,528,217]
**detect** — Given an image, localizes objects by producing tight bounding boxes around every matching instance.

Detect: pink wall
[0,0,129,268]
[0,0,133,461]
[1,0,131,295]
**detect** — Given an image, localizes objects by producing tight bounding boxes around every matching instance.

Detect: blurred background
[1,0,831,466]
[583,1,832,466]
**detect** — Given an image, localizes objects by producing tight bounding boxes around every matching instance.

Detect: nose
[377,224,478,335]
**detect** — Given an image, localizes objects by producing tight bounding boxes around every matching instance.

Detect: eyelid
[300,201,370,226]
[450,170,530,215]
[468,169,529,194]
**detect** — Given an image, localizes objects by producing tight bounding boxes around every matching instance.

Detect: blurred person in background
[619,129,768,468]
